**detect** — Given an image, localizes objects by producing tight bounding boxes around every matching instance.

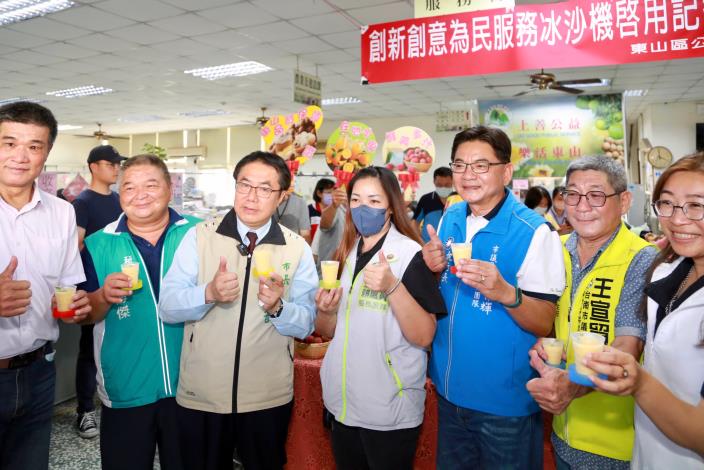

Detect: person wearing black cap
[72,144,126,439]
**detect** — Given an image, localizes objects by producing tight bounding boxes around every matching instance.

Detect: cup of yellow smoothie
[320,260,340,289]
[571,332,605,376]
[450,242,471,274]
[121,261,140,289]
[541,338,564,367]
[53,285,76,318]
[253,249,273,278]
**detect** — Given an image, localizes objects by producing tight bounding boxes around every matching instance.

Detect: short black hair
[451,125,511,164]
[524,186,552,211]
[553,185,565,199]
[0,101,58,147]
[233,151,291,191]
[313,178,334,202]
[433,166,452,179]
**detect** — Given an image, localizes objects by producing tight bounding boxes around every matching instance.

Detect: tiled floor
[49,399,160,470]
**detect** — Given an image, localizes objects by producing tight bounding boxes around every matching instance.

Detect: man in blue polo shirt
[422,126,565,469]
[413,166,453,242]
[72,144,125,439]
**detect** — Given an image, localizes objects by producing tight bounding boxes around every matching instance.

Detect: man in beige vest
[160,151,318,470]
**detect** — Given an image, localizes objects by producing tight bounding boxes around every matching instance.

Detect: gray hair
[565,155,627,193]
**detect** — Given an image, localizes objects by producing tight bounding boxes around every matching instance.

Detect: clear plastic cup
[541,338,564,366]
[54,285,76,313]
[121,261,140,287]
[320,260,339,289]
[451,242,472,263]
[252,249,273,278]
[571,332,605,376]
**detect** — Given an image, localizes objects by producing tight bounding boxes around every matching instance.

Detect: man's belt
[0,343,52,369]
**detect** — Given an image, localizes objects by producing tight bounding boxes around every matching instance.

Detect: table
[285,356,438,469]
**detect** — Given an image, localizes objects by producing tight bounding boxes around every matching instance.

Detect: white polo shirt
[0,186,85,359]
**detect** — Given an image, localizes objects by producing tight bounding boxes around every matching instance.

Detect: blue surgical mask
[351,205,388,237]
[322,193,333,206]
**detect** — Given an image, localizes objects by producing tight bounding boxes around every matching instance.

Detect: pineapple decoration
[325,121,377,189]
[382,127,436,203]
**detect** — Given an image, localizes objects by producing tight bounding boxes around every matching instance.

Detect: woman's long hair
[640,151,704,322]
[333,166,422,276]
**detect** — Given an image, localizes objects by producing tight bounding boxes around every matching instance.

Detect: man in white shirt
[0,101,90,470]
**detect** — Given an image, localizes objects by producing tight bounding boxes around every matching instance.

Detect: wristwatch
[267,300,284,318]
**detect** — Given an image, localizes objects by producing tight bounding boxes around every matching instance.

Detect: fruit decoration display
[382,127,436,201]
[260,105,324,171]
[325,121,377,189]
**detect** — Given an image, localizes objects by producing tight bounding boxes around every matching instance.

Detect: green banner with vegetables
[479,94,624,178]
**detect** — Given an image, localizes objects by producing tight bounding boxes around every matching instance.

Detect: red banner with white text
[361,0,704,84]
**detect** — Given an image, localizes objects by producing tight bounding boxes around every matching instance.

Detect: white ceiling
[1,0,703,137]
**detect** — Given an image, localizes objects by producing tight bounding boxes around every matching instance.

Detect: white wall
[641,101,700,161]
[45,134,130,170]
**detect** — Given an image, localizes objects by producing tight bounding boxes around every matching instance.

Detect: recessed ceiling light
[0,0,75,26]
[177,109,232,118]
[57,124,82,131]
[184,61,272,80]
[322,97,362,106]
[624,89,648,97]
[46,85,113,98]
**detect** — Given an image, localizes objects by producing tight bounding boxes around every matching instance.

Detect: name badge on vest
[358,287,389,312]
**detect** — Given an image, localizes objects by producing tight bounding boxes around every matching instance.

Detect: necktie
[246,232,258,254]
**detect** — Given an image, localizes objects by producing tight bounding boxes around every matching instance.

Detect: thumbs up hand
[0,256,32,318]
[421,225,447,273]
[205,256,240,304]
[525,349,578,415]
[363,250,397,293]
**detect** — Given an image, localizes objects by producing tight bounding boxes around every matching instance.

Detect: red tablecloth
[285,356,437,469]
[285,356,555,470]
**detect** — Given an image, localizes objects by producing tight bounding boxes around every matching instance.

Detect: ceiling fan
[77,122,128,140]
[249,107,270,128]
[485,69,604,97]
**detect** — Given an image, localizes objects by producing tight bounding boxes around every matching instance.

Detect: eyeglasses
[235,181,281,199]
[652,200,704,221]
[450,159,506,174]
[562,190,622,208]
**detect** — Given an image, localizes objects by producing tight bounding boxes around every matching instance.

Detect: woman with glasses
[585,152,704,468]
[315,166,446,469]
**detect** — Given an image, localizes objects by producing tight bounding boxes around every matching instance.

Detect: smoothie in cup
[121,261,140,288]
[320,260,340,289]
[253,249,273,278]
[54,285,76,318]
[450,242,471,274]
[571,332,605,376]
[541,338,564,366]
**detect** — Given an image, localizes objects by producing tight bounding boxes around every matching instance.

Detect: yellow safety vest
[553,223,650,461]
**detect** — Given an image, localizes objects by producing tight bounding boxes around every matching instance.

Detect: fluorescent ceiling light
[577,78,611,88]
[46,85,113,98]
[57,124,82,131]
[322,97,362,106]
[0,0,74,26]
[184,61,272,80]
[624,89,648,97]
[178,109,232,118]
